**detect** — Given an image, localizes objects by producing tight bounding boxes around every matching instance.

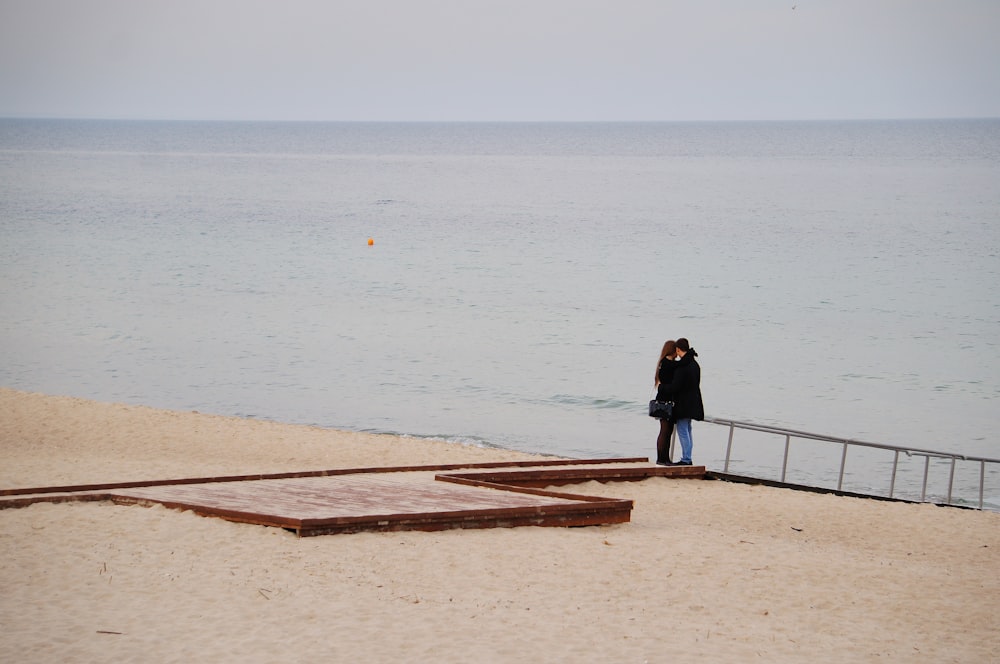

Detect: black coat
[659,352,704,421]
[655,357,678,402]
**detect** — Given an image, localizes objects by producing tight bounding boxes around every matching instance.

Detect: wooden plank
[106,473,634,536]
[0,457,649,497]
[438,465,705,488]
[297,502,633,536]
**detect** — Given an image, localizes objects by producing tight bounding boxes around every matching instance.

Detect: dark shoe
[655,460,670,466]
[666,459,692,466]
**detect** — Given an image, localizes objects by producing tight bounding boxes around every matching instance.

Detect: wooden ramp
[0,459,705,536]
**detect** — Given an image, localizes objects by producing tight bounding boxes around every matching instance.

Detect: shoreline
[0,388,551,490]
[2,387,998,662]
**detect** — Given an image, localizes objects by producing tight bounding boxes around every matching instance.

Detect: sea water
[1,119,998,505]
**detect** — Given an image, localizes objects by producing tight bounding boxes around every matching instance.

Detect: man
[661,337,704,465]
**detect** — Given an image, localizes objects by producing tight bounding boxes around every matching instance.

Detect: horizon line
[3,115,999,124]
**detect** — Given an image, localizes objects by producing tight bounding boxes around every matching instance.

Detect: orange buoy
[367,237,374,246]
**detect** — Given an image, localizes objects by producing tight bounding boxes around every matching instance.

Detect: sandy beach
[1,387,998,663]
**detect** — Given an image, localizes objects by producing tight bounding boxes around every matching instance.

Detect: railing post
[837,441,848,491]
[947,458,956,505]
[724,424,735,473]
[980,461,986,510]
[781,434,790,483]
[921,456,930,502]
[889,450,899,499]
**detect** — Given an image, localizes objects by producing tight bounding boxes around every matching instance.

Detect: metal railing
[703,416,1000,510]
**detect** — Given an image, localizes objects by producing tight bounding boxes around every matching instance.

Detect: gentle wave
[546,395,639,411]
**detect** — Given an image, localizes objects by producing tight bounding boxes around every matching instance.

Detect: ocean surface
[2,119,998,506]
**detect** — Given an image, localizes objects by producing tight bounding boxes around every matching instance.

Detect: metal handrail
[703,416,999,510]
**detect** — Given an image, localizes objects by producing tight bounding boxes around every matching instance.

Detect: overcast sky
[1,0,998,122]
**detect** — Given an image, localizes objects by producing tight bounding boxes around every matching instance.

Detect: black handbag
[648,399,673,419]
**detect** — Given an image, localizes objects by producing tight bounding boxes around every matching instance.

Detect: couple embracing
[653,338,704,466]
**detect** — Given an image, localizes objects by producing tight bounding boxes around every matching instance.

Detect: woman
[653,339,678,465]
[658,337,704,465]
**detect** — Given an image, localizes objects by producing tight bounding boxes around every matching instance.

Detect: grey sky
[1,0,998,121]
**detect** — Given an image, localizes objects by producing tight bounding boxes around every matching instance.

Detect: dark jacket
[659,351,704,421]
[655,357,678,402]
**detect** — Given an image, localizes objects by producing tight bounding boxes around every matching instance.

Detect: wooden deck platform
[0,459,705,536]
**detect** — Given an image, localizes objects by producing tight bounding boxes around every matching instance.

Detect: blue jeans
[675,419,693,463]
